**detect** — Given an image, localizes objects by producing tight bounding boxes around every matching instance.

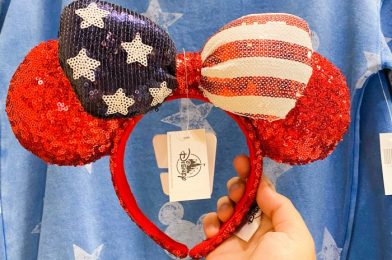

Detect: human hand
[203,155,316,260]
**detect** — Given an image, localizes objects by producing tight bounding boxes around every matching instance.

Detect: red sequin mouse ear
[6,0,178,166]
[6,41,127,165]
[199,13,350,164]
[253,53,350,164]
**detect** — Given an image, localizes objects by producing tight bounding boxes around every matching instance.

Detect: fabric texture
[0,0,392,259]
[199,13,313,120]
[59,0,178,118]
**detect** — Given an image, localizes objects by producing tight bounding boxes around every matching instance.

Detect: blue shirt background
[1,0,392,259]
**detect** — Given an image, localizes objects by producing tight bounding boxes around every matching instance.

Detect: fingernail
[218,203,230,212]
[229,182,240,192]
[205,224,219,236]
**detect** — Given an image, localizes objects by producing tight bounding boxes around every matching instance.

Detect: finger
[203,212,221,238]
[217,196,234,223]
[256,178,311,239]
[233,155,250,180]
[262,175,276,191]
[227,176,246,203]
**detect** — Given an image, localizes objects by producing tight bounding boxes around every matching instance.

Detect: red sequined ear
[6,40,128,166]
[252,52,350,164]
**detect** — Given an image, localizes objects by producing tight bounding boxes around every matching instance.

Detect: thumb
[256,177,311,239]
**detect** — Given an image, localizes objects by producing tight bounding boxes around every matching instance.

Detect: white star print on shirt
[31,222,41,234]
[142,0,183,31]
[311,30,320,51]
[75,3,110,29]
[159,202,205,260]
[161,99,215,134]
[67,48,100,82]
[121,33,153,66]
[73,244,103,260]
[263,158,292,186]
[84,163,93,174]
[382,36,392,50]
[102,88,135,115]
[355,51,381,89]
[149,81,172,106]
[317,228,342,260]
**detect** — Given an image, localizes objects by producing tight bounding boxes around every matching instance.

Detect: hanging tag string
[183,48,190,133]
[378,72,392,125]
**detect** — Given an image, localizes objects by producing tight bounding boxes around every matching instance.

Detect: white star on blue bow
[75,3,110,29]
[142,0,183,31]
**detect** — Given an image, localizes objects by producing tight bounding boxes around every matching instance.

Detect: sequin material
[200,14,313,121]
[252,52,351,164]
[218,13,311,33]
[149,81,172,106]
[176,52,202,92]
[102,88,135,115]
[6,1,351,258]
[121,33,153,66]
[75,2,110,29]
[59,0,177,118]
[6,41,128,166]
[66,48,101,81]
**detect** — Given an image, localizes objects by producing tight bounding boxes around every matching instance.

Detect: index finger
[233,154,250,180]
[256,179,312,241]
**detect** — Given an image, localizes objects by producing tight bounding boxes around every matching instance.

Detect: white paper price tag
[167,129,211,202]
[153,134,169,168]
[154,133,217,196]
[235,206,262,242]
[380,133,392,195]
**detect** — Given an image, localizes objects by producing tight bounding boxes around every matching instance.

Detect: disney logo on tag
[176,148,205,181]
[247,205,262,224]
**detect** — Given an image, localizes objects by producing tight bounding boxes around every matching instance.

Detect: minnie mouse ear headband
[6,0,350,258]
